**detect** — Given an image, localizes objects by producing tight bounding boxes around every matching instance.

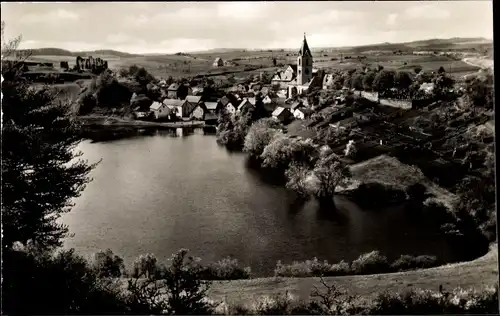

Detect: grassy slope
[208,244,498,306]
[347,155,457,208]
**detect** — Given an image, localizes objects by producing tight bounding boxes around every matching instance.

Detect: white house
[150,101,171,120]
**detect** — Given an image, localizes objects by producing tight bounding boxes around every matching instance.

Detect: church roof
[299,34,312,57]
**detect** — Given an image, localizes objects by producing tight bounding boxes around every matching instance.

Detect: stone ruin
[75,55,108,73]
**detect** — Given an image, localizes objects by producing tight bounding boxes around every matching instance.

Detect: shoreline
[77,115,208,129]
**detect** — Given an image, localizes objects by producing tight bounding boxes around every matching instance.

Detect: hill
[22,37,493,57]
[18,48,142,58]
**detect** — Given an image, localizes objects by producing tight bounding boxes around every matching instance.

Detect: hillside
[22,37,492,58]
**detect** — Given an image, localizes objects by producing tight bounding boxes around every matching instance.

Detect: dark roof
[299,34,312,57]
[288,64,298,73]
[291,101,304,110]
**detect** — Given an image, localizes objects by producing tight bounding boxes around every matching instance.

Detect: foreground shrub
[367,286,499,315]
[92,249,125,278]
[219,285,498,315]
[350,251,390,275]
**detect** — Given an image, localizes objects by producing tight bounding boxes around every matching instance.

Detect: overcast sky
[1,1,493,54]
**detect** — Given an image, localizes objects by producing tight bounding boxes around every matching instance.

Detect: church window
[305,68,309,75]
[299,69,301,76]
[299,59,301,66]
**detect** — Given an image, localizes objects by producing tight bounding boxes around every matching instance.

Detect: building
[213,57,224,67]
[294,108,314,120]
[189,104,206,120]
[271,64,297,88]
[322,73,335,90]
[150,101,172,120]
[167,83,192,99]
[285,34,319,98]
[272,106,294,123]
[237,98,256,114]
[163,99,185,118]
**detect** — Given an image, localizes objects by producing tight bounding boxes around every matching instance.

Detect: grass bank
[208,243,498,307]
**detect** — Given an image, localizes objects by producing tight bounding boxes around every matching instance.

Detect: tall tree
[1,23,97,251]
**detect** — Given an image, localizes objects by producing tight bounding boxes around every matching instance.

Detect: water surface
[62,128,461,276]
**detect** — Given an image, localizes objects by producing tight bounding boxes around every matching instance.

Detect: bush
[390,255,438,271]
[203,257,252,280]
[367,286,499,315]
[351,251,390,275]
[78,91,97,115]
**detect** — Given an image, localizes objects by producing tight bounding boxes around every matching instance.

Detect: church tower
[297,33,313,85]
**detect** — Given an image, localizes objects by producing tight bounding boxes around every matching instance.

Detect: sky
[1,1,494,54]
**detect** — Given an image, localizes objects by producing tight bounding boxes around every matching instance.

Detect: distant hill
[22,37,492,57]
[19,47,142,58]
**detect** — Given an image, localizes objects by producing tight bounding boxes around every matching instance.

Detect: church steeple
[296,33,313,85]
[299,33,312,57]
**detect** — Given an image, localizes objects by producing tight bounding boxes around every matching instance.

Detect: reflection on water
[62,127,467,276]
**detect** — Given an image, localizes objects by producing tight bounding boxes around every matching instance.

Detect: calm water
[61,127,461,276]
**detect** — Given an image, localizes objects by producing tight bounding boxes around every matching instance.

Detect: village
[124,33,461,130]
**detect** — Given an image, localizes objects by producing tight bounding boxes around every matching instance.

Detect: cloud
[21,9,80,24]
[386,13,398,26]
[404,4,451,20]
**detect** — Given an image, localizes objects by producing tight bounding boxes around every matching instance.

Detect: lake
[61,127,463,276]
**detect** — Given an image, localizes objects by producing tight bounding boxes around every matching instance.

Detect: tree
[92,249,125,278]
[362,71,376,91]
[414,65,423,74]
[243,119,283,158]
[394,71,413,91]
[132,254,159,279]
[464,74,494,109]
[372,70,395,92]
[285,162,313,200]
[78,91,97,115]
[1,25,97,250]
[351,74,364,90]
[273,58,277,66]
[310,153,351,205]
[438,66,446,74]
[261,136,318,170]
[161,249,214,315]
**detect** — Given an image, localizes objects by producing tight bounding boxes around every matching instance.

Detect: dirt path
[462,57,494,70]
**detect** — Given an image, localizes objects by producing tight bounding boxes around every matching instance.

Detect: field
[208,243,498,307]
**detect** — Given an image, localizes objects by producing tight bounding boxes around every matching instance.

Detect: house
[192,87,204,96]
[167,83,192,99]
[419,82,435,94]
[272,106,294,123]
[213,57,224,67]
[163,99,185,118]
[189,104,206,120]
[322,73,335,90]
[294,108,314,120]
[150,101,172,120]
[271,64,298,87]
[237,98,256,114]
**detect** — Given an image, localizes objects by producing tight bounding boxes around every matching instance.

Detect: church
[271,34,323,99]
